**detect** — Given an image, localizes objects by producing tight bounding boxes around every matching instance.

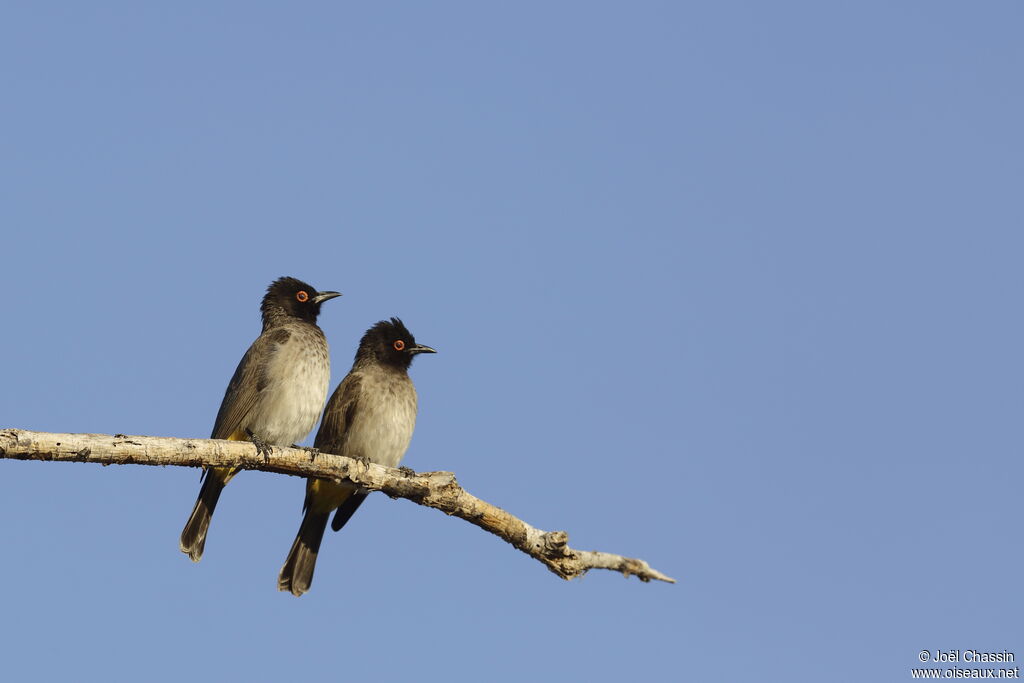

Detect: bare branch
[0,428,675,584]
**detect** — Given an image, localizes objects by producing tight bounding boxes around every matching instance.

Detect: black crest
[261,276,339,326]
[356,317,434,369]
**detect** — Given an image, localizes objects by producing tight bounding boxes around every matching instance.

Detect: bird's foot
[398,466,416,476]
[349,453,371,472]
[301,446,320,462]
[247,429,273,462]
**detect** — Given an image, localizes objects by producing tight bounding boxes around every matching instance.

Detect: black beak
[409,344,437,355]
[313,291,342,304]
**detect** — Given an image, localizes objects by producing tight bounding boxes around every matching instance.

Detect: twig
[0,428,675,584]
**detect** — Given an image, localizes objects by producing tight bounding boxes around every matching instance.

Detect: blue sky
[1,3,1022,681]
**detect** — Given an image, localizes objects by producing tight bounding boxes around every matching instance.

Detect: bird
[278,317,436,596]
[179,276,341,562]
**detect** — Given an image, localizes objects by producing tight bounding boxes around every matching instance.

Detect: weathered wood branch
[0,429,675,584]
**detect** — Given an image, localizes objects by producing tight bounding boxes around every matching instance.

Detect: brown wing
[209,328,291,440]
[313,370,369,532]
[313,371,361,455]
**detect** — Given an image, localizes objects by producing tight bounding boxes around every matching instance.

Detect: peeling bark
[0,428,675,584]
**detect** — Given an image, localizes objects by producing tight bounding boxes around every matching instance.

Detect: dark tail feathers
[179,472,227,562]
[331,491,368,532]
[278,509,331,597]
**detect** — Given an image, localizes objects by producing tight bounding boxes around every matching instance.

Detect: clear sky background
[1,3,1021,682]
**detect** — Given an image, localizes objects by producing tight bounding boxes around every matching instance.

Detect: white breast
[342,369,419,468]
[247,327,331,447]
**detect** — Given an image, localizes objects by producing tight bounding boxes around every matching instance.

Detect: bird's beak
[313,291,342,304]
[409,344,437,355]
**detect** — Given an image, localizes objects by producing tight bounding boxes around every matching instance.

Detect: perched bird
[278,318,436,596]
[179,277,341,562]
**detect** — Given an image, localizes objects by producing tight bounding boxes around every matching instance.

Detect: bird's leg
[247,429,273,462]
[349,452,371,473]
[296,446,320,462]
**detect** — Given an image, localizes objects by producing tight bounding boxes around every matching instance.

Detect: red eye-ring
[296,291,309,302]
[393,340,405,351]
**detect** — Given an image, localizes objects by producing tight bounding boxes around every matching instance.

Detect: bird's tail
[331,491,368,531]
[278,507,331,597]
[179,468,232,562]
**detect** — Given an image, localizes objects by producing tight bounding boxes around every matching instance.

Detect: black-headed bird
[278,318,435,596]
[179,276,340,562]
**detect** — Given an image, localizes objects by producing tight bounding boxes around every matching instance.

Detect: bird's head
[358,317,436,370]
[261,276,341,326]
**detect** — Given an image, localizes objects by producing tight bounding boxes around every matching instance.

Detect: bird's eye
[296,291,309,302]
[393,340,405,351]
